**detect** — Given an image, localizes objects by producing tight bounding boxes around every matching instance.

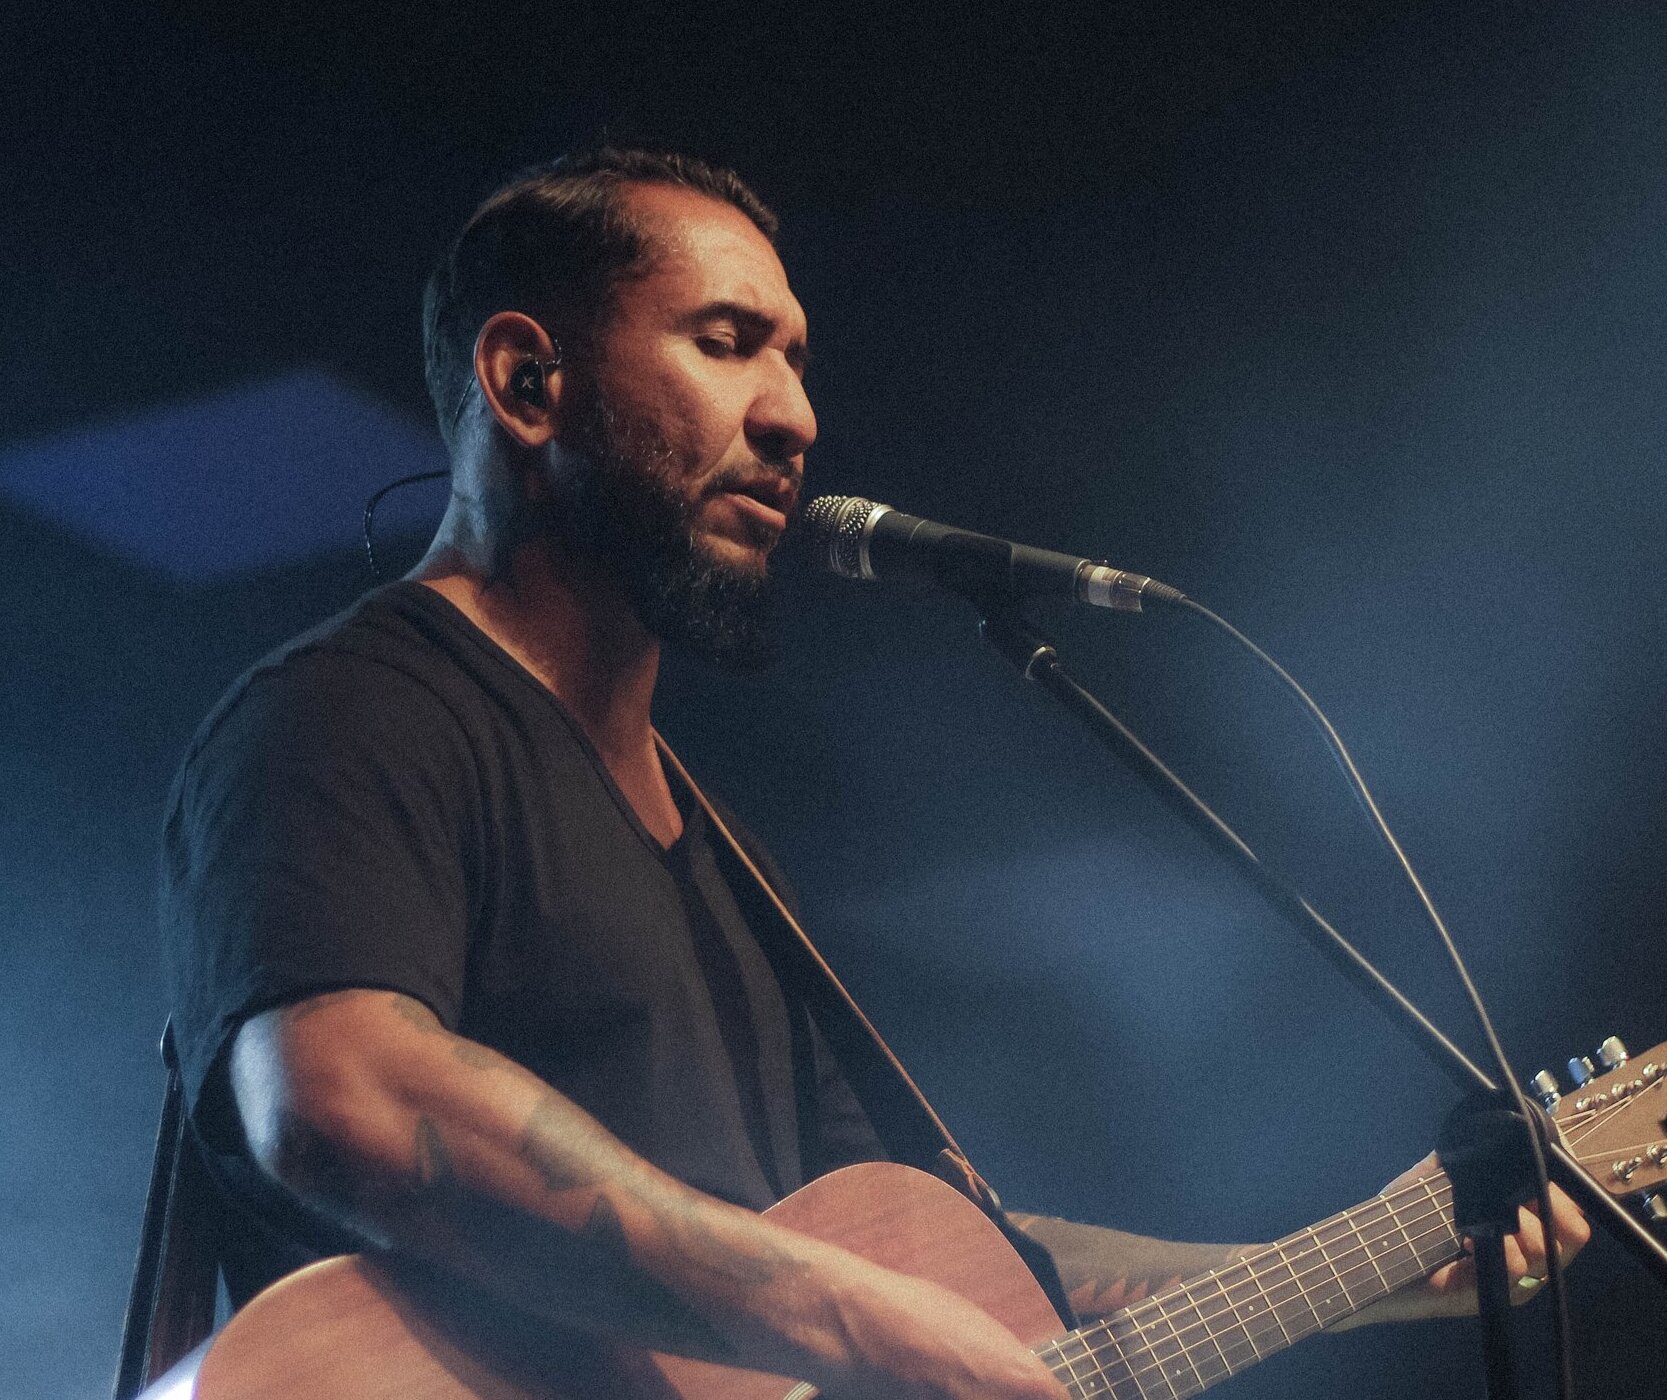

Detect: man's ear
[473,312,563,448]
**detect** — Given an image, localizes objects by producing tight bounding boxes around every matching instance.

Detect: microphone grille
[800,494,881,580]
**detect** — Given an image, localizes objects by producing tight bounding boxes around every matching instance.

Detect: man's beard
[548,381,787,672]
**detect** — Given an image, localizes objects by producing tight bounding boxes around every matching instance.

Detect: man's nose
[747,354,817,464]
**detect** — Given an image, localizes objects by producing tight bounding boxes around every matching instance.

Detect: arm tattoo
[581,1194,629,1252]
[282,988,362,1024]
[277,1116,368,1211]
[451,1039,501,1070]
[415,1117,454,1190]
[517,1094,799,1289]
[571,1196,739,1359]
[386,993,503,1070]
[388,992,448,1034]
[1008,1212,1255,1320]
[645,1192,792,1288]
[518,1094,605,1193]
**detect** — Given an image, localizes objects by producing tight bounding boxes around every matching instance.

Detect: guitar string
[1568,1080,1663,1128]
[1574,1142,1666,1164]
[1041,1215,1458,1400]
[1037,1185,1455,1371]
[1052,1205,1459,1397]
[1041,1181,1462,1390]
[1040,1086,1626,1400]
[1530,1082,1661,1171]
[1563,1079,1664,1146]
[1037,1092,1639,1400]
[1036,1188,1463,1397]
[1560,1071,1665,1164]
[1529,1076,1660,1135]
[1054,1170,1454,1343]
[1061,1188,1495,1398]
[1071,1080,1616,1349]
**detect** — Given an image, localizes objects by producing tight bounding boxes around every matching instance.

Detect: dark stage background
[4,4,1664,1397]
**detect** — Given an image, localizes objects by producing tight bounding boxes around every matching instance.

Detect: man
[162,149,1585,1400]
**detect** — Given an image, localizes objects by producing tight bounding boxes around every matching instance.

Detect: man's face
[552,183,815,670]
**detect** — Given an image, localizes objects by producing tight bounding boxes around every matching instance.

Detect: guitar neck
[1037,1171,1462,1400]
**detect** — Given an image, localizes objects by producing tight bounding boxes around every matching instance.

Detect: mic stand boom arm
[976,607,1667,1291]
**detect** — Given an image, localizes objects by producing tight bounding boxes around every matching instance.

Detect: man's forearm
[1007,1212,1258,1321]
[233,989,1076,1400]
[235,991,857,1375]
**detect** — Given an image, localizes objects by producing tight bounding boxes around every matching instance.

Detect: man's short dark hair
[422,148,778,449]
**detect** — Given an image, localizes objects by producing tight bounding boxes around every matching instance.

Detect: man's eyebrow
[687,300,811,372]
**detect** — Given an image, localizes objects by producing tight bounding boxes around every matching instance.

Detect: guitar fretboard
[1034,1172,1461,1400]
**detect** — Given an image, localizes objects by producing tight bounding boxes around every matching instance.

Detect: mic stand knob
[978,607,1058,681]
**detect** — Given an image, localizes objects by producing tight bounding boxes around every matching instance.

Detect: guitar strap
[657,736,1076,1328]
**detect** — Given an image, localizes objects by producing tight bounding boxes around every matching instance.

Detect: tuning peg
[1528,1070,1561,1110]
[1568,1055,1598,1087]
[1595,1036,1629,1071]
[1641,1194,1667,1227]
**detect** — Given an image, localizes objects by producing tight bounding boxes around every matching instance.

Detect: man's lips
[706,472,800,541]
[716,490,790,534]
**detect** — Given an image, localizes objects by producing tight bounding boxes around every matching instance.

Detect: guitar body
[166,1162,1063,1400]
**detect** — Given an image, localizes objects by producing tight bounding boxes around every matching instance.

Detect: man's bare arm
[1005,1213,1254,1320]
[1011,1169,1590,1329]
[229,988,1066,1400]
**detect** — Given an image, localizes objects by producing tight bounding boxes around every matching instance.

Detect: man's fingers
[1510,1204,1549,1275]
[1511,1185,1591,1275]
[1500,1231,1534,1282]
[1546,1184,1593,1255]
[1499,1185,1591,1305]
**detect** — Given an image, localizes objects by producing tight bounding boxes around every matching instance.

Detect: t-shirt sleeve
[160,652,478,1109]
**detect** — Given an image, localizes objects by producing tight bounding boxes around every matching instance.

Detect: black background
[4,4,1665,1396]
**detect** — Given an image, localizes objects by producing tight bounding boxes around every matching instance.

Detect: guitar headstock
[1532,1037,1667,1215]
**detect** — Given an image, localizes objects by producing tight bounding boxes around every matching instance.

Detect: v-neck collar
[390,580,691,864]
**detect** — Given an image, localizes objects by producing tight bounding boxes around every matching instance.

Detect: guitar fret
[1108,1265,1299,1400]
[1210,1277,1288,1365]
[1053,1329,1131,1400]
[1180,1285,1237,1388]
[1384,1186,1424,1268]
[1248,1245,1298,1345]
[1253,1240,1309,1337]
[1219,1261,1292,1355]
[1103,1309,1190,1400]
[1175,1270,1263,1379]
[1415,1178,1461,1268]
[1127,1309,1181,1400]
[1047,1333,1101,1399]
[1310,1218,1368,1317]
[1210,1263,1267,1363]
[1355,1191,1454,1291]
[1352,1197,1420,1286]
[1055,1323,1150,1400]
[1149,1291,1209,1398]
[1075,1333,1118,1400]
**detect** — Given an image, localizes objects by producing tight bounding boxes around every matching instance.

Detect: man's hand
[804,1256,1068,1400]
[1331,1155,1592,1329]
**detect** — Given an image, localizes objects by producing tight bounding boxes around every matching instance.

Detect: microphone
[798,495,1185,612]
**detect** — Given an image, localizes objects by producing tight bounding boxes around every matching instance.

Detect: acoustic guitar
[145,1038,1667,1400]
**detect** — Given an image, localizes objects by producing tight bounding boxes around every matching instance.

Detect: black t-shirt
[160,582,881,1300]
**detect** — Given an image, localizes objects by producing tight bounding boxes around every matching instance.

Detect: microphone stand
[976,605,1667,1395]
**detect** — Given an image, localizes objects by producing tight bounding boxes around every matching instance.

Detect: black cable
[1168,593,1572,1400]
[362,469,450,580]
